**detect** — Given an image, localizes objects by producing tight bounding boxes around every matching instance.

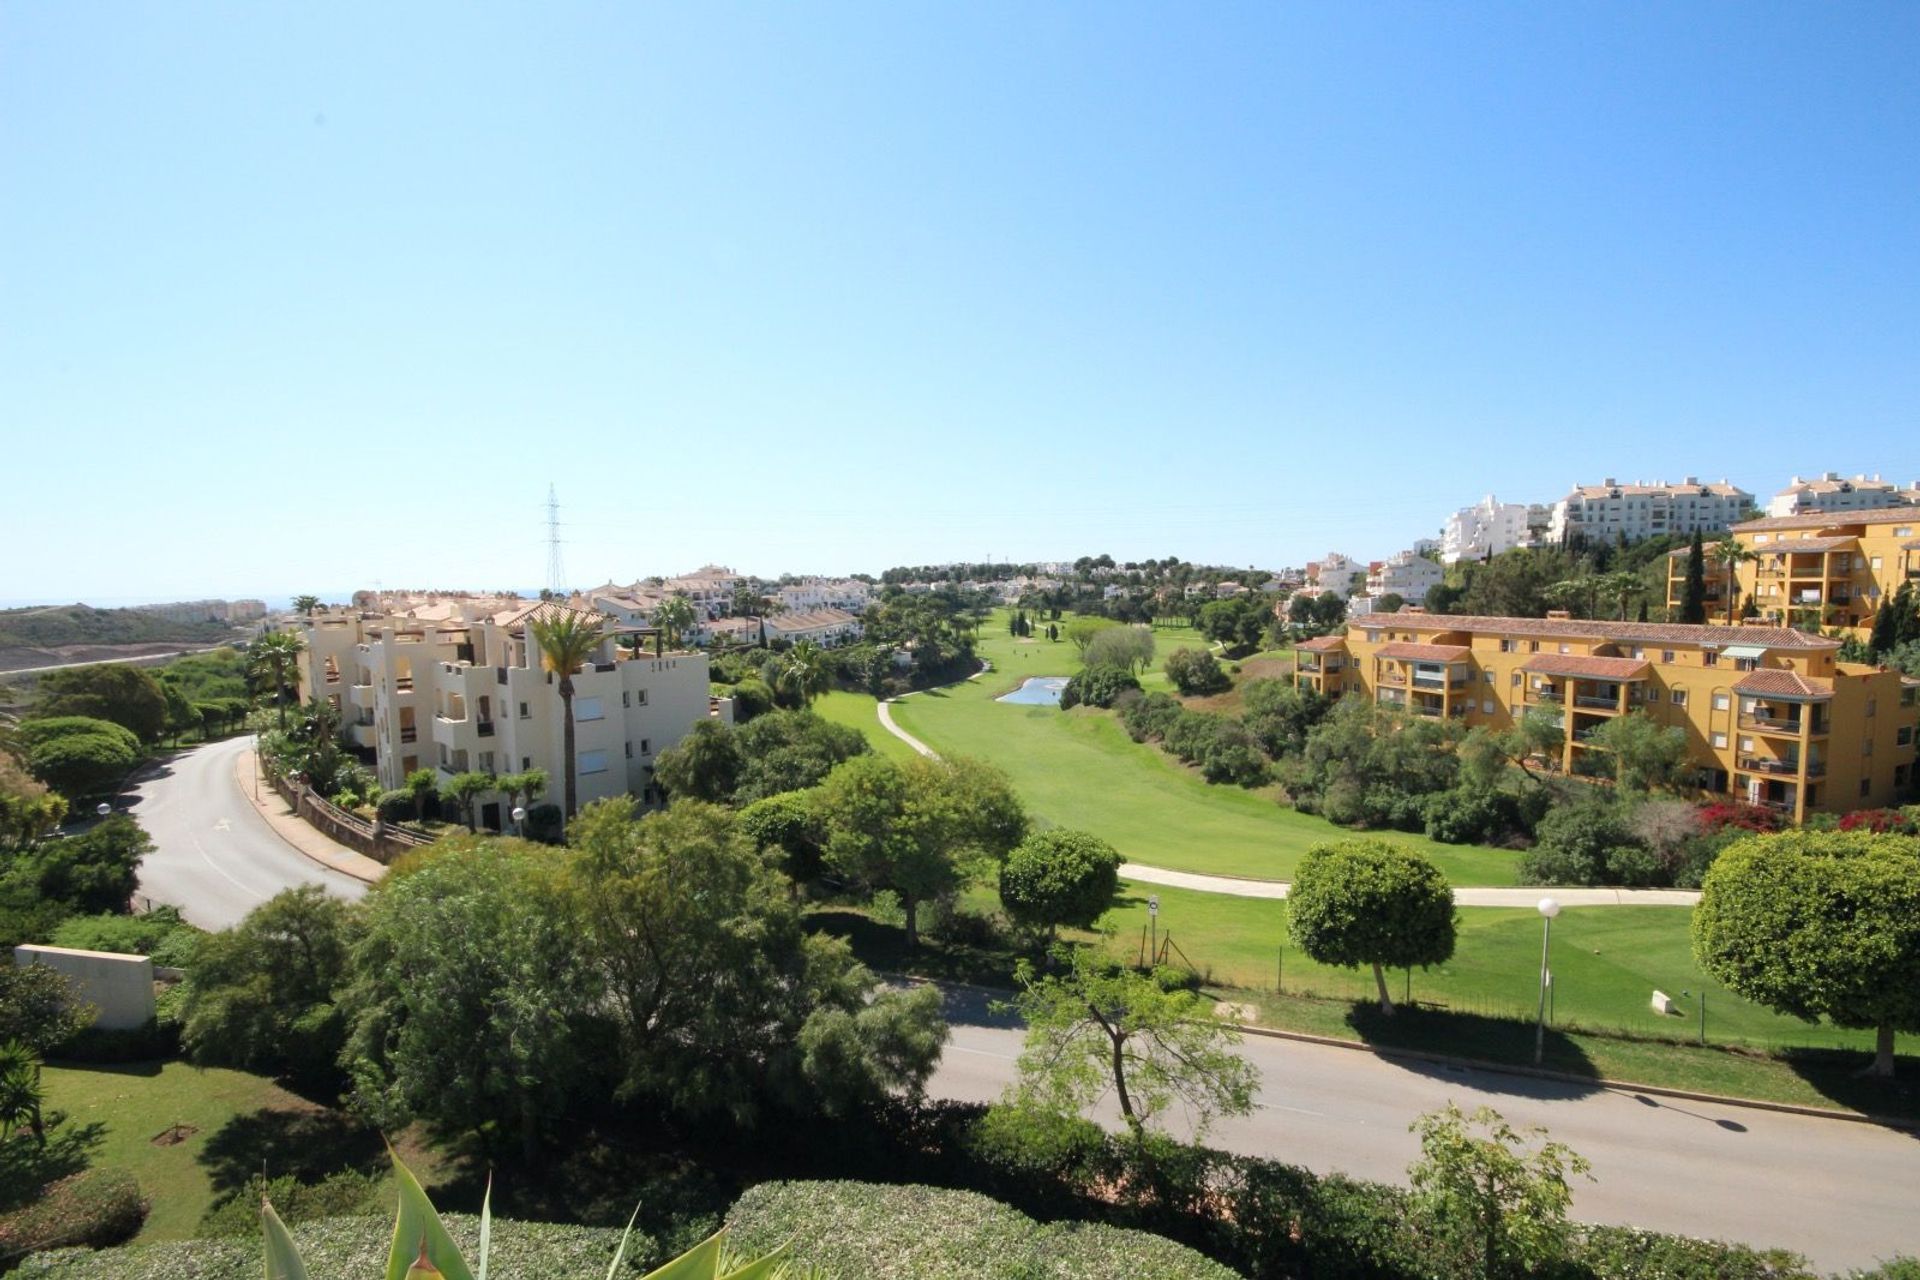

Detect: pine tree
[1680,531,1708,625]
[1870,587,1900,656]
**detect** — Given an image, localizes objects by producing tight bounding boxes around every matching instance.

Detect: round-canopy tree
[999,829,1122,943]
[1693,829,1920,1078]
[1287,837,1457,1014]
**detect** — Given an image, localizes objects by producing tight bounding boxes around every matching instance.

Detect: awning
[1720,644,1770,661]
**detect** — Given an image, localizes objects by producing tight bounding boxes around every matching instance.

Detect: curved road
[124,735,368,930]
[928,985,1920,1271]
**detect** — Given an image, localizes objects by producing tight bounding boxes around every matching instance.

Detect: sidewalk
[233,748,388,885]
[1120,861,1698,907]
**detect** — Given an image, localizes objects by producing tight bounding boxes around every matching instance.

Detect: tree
[404,768,439,821]
[739,789,826,887]
[1287,838,1456,1013]
[1693,829,1920,1078]
[0,1041,47,1145]
[1162,648,1230,696]
[247,632,307,730]
[0,964,92,1056]
[527,609,606,819]
[1239,679,1330,758]
[341,837,597,1160]
[1058,665,1140,710]
[1597,570,1641,621]
[32,664,168,744]
[24,728,140,801]
[818,754,1026,948]
[439,771,495,832]
[1,815,152,920]
[0,754,66,852]
[1407,1104,1592,1280]
[1709,536,1755,626]
[182,885,357,1093]
[291,595,322,616]
[998,830,1122,943]
[778,639,832,708]
[652,592,698,650]
[498,768,548,819]
[653,719,745,804]
[1083,626,1155,676]
[567,798,946,1120]
[1062,615,1118,658]
[1519,799,1651,887]
[1587,712,1688,792]
[1002,945,1257,1143]
[161,682,199,746]
[731,710,869,804]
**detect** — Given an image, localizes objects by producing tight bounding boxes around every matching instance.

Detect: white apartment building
[775,578,871,613]
[1766,473,1918,519]
[297,600,720,827]
[1441,496,1542,564]
[1548,478,1752,545]
[1306,553,1361,599]
[766,608,863,647]
[665,566,745,616]
[1365,550,1444,603]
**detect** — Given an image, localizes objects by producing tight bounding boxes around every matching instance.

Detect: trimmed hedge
[726,1180,1238,1279]
[18,1211,657,1279]
[0,1169,146,1267]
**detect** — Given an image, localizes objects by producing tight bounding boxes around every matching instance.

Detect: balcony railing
[1530,688,1564,703]
[1574,695,1620,710]
[1378,672,1407,686]
[1739,712,1807,734]
[1737,756,1800,776]
[477,720,496,738]
[395,678,415,692]
[400,727,418,743]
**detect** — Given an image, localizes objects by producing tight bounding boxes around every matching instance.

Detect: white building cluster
[1766,473,1919,519]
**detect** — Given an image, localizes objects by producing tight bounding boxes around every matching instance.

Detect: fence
[267,770,432,865]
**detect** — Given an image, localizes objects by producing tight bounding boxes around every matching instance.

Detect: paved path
[1121,861,1700,907]
[125,735,371,930]
[925,983,1920,1271]
[877,695,1697,908]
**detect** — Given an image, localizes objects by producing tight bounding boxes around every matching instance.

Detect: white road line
[948,1044,1016,1060]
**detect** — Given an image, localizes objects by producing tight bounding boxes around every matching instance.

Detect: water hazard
[997,676,1070,706]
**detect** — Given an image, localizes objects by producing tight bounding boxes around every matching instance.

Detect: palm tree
[652,593,697,651]
[529,610,605,820]
[779,640,832,708]
[248,630,306,729]
[291,594,321,616]
[1709,537,1756,626]
[1598,570,1642,621]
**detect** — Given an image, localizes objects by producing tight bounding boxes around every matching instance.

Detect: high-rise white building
[1766,473,1917,519]
[1365,550,1444,603]
[1440,496,1543,564]
[297,599,721,826]
[1548,478,1752,545]
[1305,552,1361,599]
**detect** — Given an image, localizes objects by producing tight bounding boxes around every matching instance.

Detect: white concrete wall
[14,946,156,1031]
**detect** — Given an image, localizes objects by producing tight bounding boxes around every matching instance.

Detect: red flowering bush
[1695,801,1783,834]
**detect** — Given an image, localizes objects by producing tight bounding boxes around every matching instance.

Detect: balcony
[399,727,418,744]
[476,720,496,738]
[394,677,415,694]
[1739,711,1826,737]
[349,682,375,709]
[1574,695,1622,711]
[1378,672,1407,686]
[1528,687,1564,704]
[1737,756,1804,777]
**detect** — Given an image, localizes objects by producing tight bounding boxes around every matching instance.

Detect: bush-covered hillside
[0,605,236,653]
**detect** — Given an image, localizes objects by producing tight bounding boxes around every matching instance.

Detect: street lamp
[95,802,112,818]
[1534,896,1560,1065]
[511,805,527,837]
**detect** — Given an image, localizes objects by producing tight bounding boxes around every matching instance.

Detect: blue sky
[3,3,1915,605]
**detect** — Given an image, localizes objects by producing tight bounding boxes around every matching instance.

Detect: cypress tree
[1870,588,1900,656]
[1681,531,1708,625]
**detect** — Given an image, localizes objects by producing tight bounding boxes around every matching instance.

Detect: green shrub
[374,789,416,823]
[47,910,187,958]
[1521,800,1654,886]
[1422,787,1518,845]
[197,1169,385,1238]
[0,1168,146,1264]
[1573,1225,1817,1280]
[1164,648,1232,696]
[725,1180,1238,1279]
[523,802,565,844]
[730,678,775,722]
[18,1211,657,1279]
[1058,665,1139,711]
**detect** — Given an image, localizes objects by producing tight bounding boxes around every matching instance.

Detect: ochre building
[1666,507,1920,632]
[1294,611,1918,822]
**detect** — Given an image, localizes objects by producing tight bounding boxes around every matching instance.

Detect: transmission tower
[545,484,569,596]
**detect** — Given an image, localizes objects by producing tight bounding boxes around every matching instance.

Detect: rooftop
[1358,614,1840,650]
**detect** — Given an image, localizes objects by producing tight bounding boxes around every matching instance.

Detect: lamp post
[1534,896,1560,1065]
[96,802,112,819]
[511,805,527,837]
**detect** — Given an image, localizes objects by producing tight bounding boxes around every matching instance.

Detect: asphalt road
[927,985,1920,1272]
[123,735,369,930]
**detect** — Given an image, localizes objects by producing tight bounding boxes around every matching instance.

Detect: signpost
[1148,895,1159,963]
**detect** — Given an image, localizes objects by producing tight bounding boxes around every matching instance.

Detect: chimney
[1602,477,1616,487]
[1823,471,1840,482]
[1402,605,1426,615]
[1682,476,1698,486]
[1545,609,1572,620]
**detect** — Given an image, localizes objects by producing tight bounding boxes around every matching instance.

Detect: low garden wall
[269,772,431,865]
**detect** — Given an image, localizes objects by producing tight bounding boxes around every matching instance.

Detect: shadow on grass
[47,1058,162,1078]
[197,1106,385,1196]
[805,909,1022,989]
[1339,1002,1604,1096]
[1778,1049,1920,1132]
[0,1118,105,1212]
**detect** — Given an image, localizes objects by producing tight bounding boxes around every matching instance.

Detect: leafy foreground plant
[262,1152,793,1280]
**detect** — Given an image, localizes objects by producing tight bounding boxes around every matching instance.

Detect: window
[1672,689,1688,706]
[1631,647,1645,659]
[1483,671,1494,684]
[1739,737,1753,752]
[575,696,605,721]
[640,738,651,754]
[1871,556,1883,570]
[622,690,630,707]
[1703,652,1719,667]
[521,756,532,770]
[1662,650,1675,664]
[1510,672,1522,687]
[518,701,530,719]
[1861,778,1873,797]
[1897,527,1913,538]
[625,741,633,758]
[1711,732,1728,748]
[1529,641,1540,653]
[1482,699,1494,715]
[1712,693,1730,711]
[1734,659,1756,672]
[1499,638,1514,653]
[1558,643,1570,654]
[1898,727,1913,747]
[635,689,648,706]
[478,752,494,772]
[1867,698,1877,717]
[1366,630,1382,644]
[579,750,609,775]
[1863,738,1874,755]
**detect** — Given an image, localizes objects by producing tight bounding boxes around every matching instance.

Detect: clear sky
[3,3,1916,605]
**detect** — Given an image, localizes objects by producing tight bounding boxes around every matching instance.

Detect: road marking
[948,1044,1016,1061]
[213,819,231,831]
[1261,1101,1327,1118]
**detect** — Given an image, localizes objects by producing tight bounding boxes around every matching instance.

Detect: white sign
[1147,895,1160,917]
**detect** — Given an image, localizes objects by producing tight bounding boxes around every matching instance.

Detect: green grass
[40,1062,330,1241]
[813,689,920,762]
[891,612,1518,885]
[1097,882,1917,1055]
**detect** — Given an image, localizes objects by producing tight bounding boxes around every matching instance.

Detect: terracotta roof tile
[1376,642,1473,662]
[1734,508,1918,533]
[1354,615,1838,650]
[1519,655,1651,680]
[1752,535,1857,552]
[1295,635,1346,652]
[1732,670,1834,700]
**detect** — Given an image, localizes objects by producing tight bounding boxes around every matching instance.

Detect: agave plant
[262,1151,791,1280]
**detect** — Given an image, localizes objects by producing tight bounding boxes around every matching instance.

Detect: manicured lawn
[892,613,1518,885]
[813,689,920,762]
[40,1062,338,1241]
[1097,882,1917,1055]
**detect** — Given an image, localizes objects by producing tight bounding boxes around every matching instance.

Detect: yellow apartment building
[1292,611,1919,822]
[1665,507,1920,632]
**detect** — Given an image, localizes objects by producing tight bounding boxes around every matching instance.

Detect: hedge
[726,1180,1237,1279]
[0,1169,146,1267]
[17,1211,657,1279]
